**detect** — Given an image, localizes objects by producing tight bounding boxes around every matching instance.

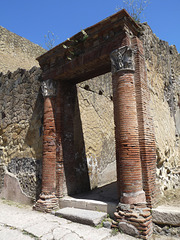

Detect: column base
[113,203,153,240]
[120,190,146,204]
[33,193,59,213]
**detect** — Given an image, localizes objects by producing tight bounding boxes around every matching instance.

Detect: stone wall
[0,27,45,202]
[140,23,180,193]
[0,66,116,200]
[0,67,43,202]
[0,26,46,74]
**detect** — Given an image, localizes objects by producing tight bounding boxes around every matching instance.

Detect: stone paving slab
[59,196,117,218]
[0,199,136,240]
[24,220,61,238]
[0,199,179,240]
[152,206,180,226]
[0,224,32,240]
[55,207,107,226]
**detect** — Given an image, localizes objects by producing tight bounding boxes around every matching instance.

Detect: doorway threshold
[59,182,118,218]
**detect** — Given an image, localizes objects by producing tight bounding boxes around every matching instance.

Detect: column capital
[41,79,57,97]
[110,46,135,74]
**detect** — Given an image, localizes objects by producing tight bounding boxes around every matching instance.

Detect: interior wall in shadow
[59,82,90,196]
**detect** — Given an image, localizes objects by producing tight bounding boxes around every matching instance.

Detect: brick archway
[34,9,156,239]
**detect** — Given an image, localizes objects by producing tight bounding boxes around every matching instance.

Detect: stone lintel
[37,10,140,83]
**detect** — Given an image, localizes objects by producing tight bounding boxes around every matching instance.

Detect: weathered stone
[52,228,72,240]
[152,206,180,226]
[0,66,43,200]
[118,222,139,237]
[118,203,131,211]
[41,79,57,97]
[103,221,112,229]
[0,26,46,74]
[55,207,107,226]
[110,46,135,73]
[140,22,180,194]
[0,172,33,205]
[140,211,151,218]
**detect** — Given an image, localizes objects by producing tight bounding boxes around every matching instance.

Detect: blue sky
[0,0,180,52]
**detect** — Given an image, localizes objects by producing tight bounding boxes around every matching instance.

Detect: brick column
[132,37,157,207]
[111,46,145,204]
[56,82,65,198]
[34,79,58,212]
[111,46,152,239]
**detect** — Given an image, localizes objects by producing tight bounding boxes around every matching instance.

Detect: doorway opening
[59,73,119,216]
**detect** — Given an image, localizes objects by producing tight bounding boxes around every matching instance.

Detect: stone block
[55,207,107,226]
[152,206,180,226]
[118,222,139,237]
[0,172,33,205]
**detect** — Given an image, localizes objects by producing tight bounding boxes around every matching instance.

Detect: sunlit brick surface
[132,37,157,206]
[112,70,145,202]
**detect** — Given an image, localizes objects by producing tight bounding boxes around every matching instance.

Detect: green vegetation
[95,215,112,229]
[110,228,119,236]
[63,29,88,60]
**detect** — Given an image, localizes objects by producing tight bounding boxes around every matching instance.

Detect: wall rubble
[0,67,43,201]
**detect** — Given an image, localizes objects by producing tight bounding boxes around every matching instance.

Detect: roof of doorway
[37,9,141,83]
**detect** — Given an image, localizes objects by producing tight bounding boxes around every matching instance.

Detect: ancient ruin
[0,9,180,240]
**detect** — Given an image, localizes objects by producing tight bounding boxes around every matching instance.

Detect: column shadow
[59,82,90,195]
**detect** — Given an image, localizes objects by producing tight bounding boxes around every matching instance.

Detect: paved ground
[0,199,178,240]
